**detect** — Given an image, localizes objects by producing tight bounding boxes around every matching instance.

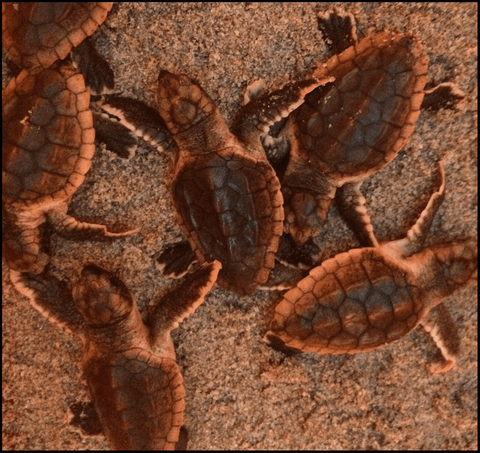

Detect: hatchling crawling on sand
[2,2,114,94]
[257,8,465,253]
[2,2,139,283]
[16,260,221,450]
[2,58,137,278]
[266,164,477,373]
[99,70,332,295]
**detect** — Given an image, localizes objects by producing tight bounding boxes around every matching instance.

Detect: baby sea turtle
[260,9,465,252]
[99,71,331,295]
[12,260,221,450]
[2,2,114,94]
[2,59,136,276]
[265,164,477,372]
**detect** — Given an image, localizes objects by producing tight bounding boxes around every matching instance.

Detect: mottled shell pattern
[278,10,429,248]
[267,165,477,372]
[2,2,113,69]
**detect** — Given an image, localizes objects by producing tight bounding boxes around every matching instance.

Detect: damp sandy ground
[2,3,477,450]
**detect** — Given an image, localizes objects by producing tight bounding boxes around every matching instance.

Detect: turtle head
[433,239,478,292]
[156,70,217,136]
[72,264,134,327]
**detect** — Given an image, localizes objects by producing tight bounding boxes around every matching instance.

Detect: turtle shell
[172,149,283,295]
[2,2,113,69]
[84,348,184,450]
[268,247,426,353]
[2,60,95,210]
[289,31,428,179]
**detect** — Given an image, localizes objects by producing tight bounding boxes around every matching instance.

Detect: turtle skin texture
[155,70,326,295]
[16,260,221,450]
[2,2,113,70]
[251,8,426,251]
[3,60,94,273]
[266,164,477,373]
[2,58,136,275]
[281,28,428,247]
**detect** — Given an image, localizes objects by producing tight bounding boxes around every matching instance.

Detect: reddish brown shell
[290,31,428,179]
[268,247,425,353]
[2,2,113,69]
[173,151,283,295]
[84,349,184,450]
[2,60,95,209]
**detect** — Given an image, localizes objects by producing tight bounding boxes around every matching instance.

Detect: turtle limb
[71,38,115,95]
[92,111,139,158]
[258,260,309,291]
[386,163,445,258]
[335,181,379,247]
[156,240,198,279]
[47,204,139,239]
[421,82,466,112]
[94,94,176,153]
[263,332,304,356]
[420,303,460,373]
[276,234,321,269]
[146,261,221,347]
[242,79,291,177]
[176,426,189,451]
[316,7,357,56]
[281,160,336,247]
[233,77,334,151]
[9,269,86,335]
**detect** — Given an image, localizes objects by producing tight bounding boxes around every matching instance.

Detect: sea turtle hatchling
[12,260,221,450]
[258,8,465,253]
[265,164,477,373]
[2,2,114,94]
[2,59,137,277]
[99,71,332,295]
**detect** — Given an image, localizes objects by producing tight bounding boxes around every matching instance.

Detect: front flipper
[420,303,460,373]
[147,261,221,344]
[156,240,198,278]
[95,95,176,153]
[71,38,115,95]
[233,77,334,148]
[335,181,379,247]
[316,8,358,56]
[9,269,86,335]
[93,110,139,159]
[47,204,139,240]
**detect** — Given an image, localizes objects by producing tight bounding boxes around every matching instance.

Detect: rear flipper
[316,7,358,56]
[335,181,379,247]
[47,204,139,240]
[258,259,309,291]
[420,303,460,373]
[276,234,321,269]
[156,240,198,278]
[422,82,466,112]
[263,332,304,356]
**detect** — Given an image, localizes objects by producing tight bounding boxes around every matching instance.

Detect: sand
[2,3,477,450]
